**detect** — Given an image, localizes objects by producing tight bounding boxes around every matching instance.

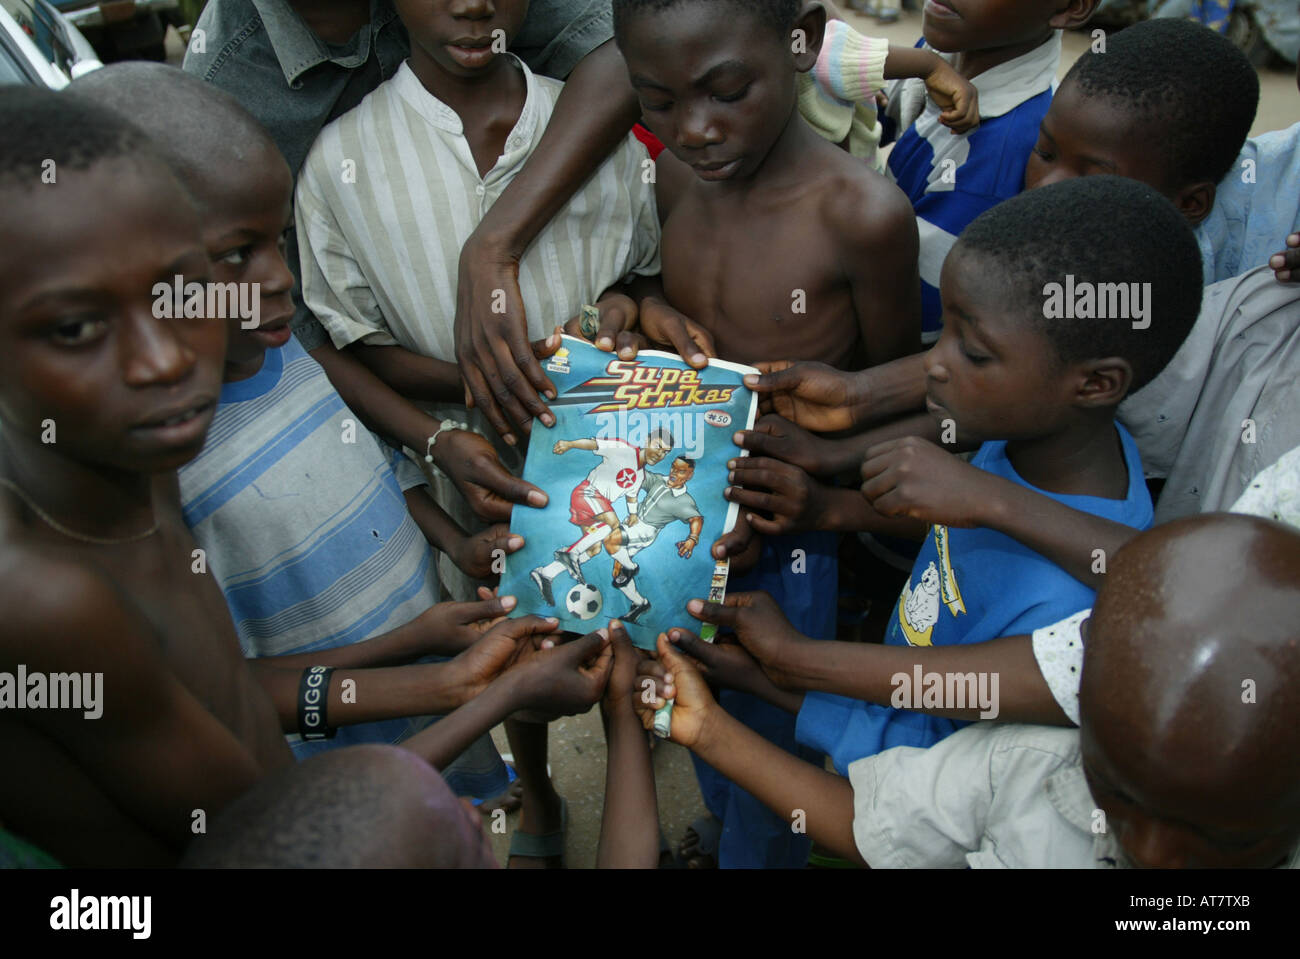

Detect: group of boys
[0,0,1297,870]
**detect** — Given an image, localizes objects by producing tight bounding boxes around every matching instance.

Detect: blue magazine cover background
[502,337,758,650]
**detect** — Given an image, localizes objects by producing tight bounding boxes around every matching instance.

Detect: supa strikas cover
[501,336,758,649]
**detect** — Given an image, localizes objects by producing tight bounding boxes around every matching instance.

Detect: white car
[1,0,101,87]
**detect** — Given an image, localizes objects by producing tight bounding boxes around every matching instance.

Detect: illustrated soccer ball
[566,584,603,621]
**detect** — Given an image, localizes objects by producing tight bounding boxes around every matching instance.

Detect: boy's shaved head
[1066,19,1258,189]
[181,745,498,868]
[613,0,801,42]
[69,62,282,214]
[957,175,1201,391]
[0,85,162,194]
[1080,514,1300,868]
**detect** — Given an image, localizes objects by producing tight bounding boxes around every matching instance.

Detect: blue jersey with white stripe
[888,81,1053,341]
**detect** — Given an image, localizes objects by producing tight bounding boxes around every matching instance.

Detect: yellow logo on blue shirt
[897,525,966,646]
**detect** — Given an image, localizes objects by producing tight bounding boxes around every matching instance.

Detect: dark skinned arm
[248,659,469,733]
[351,342,465,404]
[725,454,928,540]
[685,593,1071,726]
[455,39,642,444]
[245,593,513,672]
[762,634,1067,725]
[309,340,548,523]
[834,166,922,369]
[744,352,930,435]
[596,625,659,868]
[309,342,442,454]
[734,408,942,480]
[638,634,864,865]
[860,436,1139,590]
[400,626,614,770]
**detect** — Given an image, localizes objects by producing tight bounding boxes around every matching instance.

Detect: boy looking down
[611,0,921,868]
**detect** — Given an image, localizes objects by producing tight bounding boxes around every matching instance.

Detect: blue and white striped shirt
[178,337,440,756]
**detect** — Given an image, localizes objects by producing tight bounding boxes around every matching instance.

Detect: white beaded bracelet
[425,420,469,464]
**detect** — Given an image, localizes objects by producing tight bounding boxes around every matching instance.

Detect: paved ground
[164,13,1297,869]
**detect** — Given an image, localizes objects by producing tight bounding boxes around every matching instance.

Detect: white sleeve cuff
[1031,609,1090,726]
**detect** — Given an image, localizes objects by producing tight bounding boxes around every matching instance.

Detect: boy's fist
[733,414,843,478]
[514,628,615,717]
[563,295,647,359]
[743,361,867,433]
[434,428,548,521]
[634,633,718,749]
[1270,233,1300,283]
[450,525,523,580]
[412,589,517,654]
[638,296,716,369]
[451,615,561,704]
[860,436,996,528]
[724,455,832,535]
[686,592,812,690]
[925,61,980,134]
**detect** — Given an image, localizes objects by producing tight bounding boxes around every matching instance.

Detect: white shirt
[1120,266,1300,525]
[1032,441,1300,726]
[850,722,1300,868]
[583,439,643,502]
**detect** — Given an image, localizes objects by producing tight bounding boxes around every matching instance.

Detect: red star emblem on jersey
[615,468,638,489]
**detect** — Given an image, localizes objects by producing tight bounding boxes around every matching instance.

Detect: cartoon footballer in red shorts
[529,427,674,605]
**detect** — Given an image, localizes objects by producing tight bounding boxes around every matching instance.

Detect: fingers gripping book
[500,336,758,650]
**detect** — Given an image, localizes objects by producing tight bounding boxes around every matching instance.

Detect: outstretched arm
[686,593,1071,726]
[597,624,659,868]
[637,635,863,865]
[455,40,642,444]
[860,437,1139,589]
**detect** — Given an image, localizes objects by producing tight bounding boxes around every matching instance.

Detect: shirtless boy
[610,0,921,869]
[614,0,920,371]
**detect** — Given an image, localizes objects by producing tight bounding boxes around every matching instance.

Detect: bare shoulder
[816,149,917,252]
[0,524,154,674]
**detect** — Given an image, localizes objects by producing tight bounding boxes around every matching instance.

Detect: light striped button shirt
[295,55,661,363]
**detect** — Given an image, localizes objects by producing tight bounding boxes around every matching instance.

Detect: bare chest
[660,200,860,369]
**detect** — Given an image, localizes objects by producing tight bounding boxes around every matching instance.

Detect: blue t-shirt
[796,425,1153,773]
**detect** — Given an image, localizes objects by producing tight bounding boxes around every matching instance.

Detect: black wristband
[298,666,336,740]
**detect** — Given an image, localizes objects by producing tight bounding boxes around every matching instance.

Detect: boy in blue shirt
[884,0,1099,342]
[712,176,1204,771]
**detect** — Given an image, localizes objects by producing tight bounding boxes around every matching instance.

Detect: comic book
[500,335,758,650]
